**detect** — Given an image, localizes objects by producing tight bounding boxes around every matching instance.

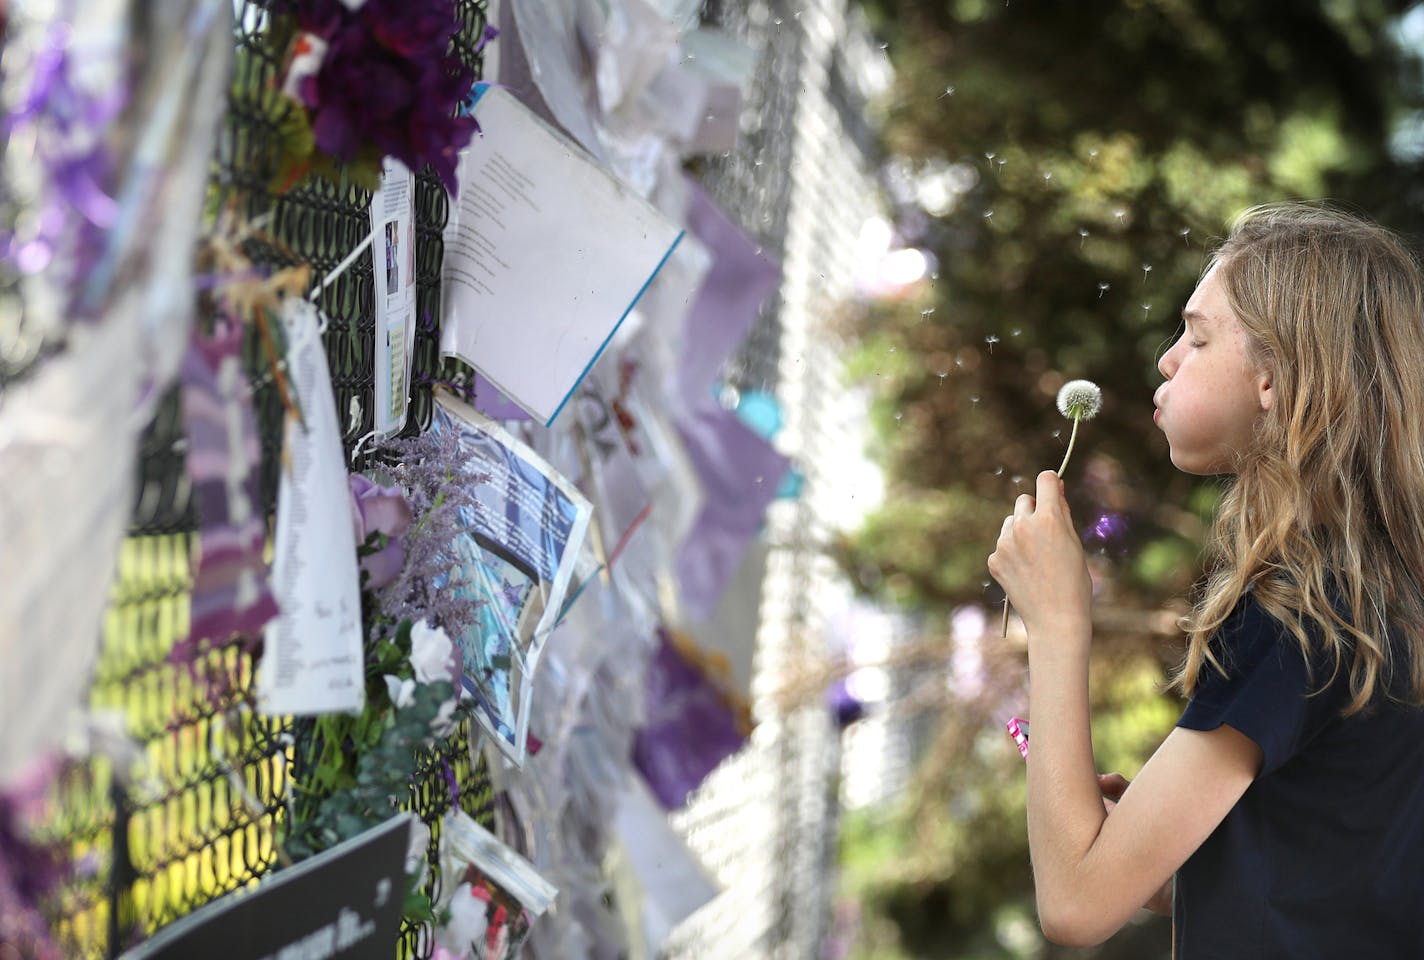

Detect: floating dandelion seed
[921,307,936,317]
[888,345,896,353]
[1141,302,1152,319]
[1141,263,1153,283]
[939,85,956,98]
[985,334,1000,352]
[894,412,903,422]
[1042,171,1053,181]
[986,151,997,161]
[1088,149,1100,161]
[970,395,980,405]
[1078,227,1090,249]
[1179,227,1191,244]
[1011,327,1022,337]
[983,209,995,219]
[937,370,949,385]
[1114,208,1127,224]
[1097,282,1111,298]
[994,466,1005,476]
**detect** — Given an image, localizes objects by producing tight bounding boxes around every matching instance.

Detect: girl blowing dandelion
[987,202,1424,957]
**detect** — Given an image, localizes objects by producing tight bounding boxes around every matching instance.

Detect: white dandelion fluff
[1054,379,1102,477]
[1056,379,1103,421]
[1002,377,1105,637]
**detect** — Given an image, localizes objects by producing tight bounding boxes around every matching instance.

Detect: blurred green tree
[836,1,1424,956]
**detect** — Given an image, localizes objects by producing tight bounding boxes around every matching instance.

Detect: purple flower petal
[361,541,405,590]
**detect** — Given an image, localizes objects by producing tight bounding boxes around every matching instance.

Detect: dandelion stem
[1056,414,1083,477]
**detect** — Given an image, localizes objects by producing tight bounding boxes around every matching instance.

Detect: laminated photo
[435,810,558,960]
[429,392,592,764]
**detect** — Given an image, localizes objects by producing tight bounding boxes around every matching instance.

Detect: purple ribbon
[439,758,460,808]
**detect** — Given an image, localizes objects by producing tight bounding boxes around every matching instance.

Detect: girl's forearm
[1024,619,1105,934]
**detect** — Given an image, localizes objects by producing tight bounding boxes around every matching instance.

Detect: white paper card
[372,158,417,439]
[258,299,365,716]
[611,775,719,954]
[440,86,683,426]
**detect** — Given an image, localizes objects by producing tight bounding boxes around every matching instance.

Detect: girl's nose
[1158,339,1181,380]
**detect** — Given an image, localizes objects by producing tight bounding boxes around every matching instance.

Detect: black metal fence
[39,4,494,956]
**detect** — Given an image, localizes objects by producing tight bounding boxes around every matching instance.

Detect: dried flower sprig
[1001,378,1103,637]
[374,425,489,639]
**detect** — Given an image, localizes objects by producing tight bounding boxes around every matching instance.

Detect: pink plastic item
[1006,717,1030,760]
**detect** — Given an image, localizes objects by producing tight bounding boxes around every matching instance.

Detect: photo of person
[383,218,399,294]
[426,397,592,764]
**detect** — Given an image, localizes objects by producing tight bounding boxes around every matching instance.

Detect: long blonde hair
[1175,202,1424,714]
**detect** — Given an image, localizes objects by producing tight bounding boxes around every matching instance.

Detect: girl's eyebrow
[1182,308,1213,327]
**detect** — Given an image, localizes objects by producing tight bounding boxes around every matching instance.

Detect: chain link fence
[38,4,494,956]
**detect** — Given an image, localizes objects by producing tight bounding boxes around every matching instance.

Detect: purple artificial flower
[290,0,479,194]
[359,0,458,57]
[291,0,349,38]
[349,473,413,589]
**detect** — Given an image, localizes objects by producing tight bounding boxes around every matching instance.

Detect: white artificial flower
[436,882,489,957]
[410,619,456,685]
[385,674,417,710]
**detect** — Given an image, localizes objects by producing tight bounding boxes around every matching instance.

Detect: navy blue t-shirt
[1173,591,1424,959]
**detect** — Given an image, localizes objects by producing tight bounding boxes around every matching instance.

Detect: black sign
[122,814,414,960]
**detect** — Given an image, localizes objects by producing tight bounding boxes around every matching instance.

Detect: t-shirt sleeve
[1176,593,1343,776]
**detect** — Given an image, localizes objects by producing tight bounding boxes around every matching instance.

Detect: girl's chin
[1169,447,1233,476]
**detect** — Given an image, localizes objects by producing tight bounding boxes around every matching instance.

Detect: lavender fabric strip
[632,630,747,810]
[175,324,279,658]
[470,371,533,421]
[676,180,782,410]
[674,402,790,621]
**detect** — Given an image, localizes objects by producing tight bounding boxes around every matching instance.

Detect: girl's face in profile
[1154,264,1275,475]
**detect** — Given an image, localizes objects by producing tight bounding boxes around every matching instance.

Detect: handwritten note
[258,299,365,717]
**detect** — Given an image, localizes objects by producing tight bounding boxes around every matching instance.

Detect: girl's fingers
[1014,493,1035,521]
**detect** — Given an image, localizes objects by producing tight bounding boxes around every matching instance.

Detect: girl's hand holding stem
[988,470,1094,644]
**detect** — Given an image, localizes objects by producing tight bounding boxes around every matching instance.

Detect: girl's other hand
[1098,772,1130,812]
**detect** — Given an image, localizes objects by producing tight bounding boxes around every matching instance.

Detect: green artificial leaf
[403,892,436,924]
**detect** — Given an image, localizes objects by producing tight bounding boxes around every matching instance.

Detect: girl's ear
[1257,368,1274,412]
